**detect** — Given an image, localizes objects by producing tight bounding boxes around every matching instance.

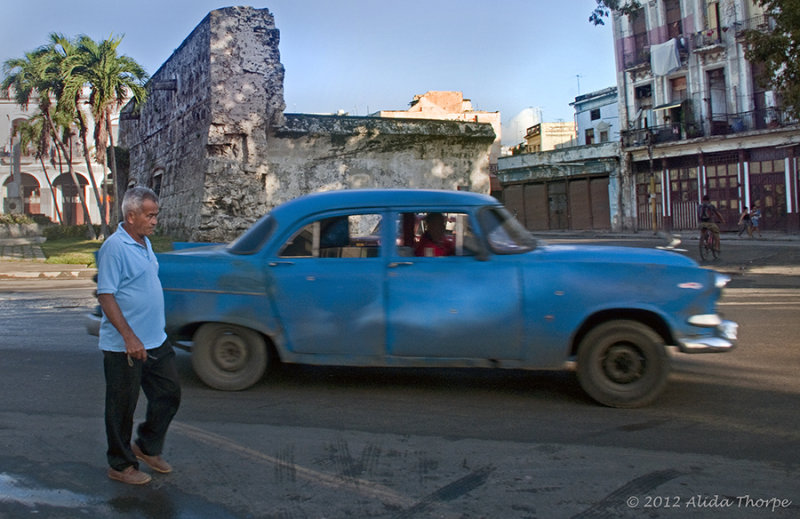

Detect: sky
[1,0,617,145]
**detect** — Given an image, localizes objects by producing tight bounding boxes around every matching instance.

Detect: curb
[0,269,96,280]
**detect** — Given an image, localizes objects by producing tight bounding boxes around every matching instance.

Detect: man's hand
[125,336,148,361]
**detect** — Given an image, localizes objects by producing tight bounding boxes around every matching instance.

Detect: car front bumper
[86,305,101,337]
[677,319,738,353]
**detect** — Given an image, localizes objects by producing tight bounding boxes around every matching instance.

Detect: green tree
[743,0,800,120]
[2,48,96,237]
[51,33,110,238]
[70,35,148,225]
[13,116,63,224]
[589,0,641,26]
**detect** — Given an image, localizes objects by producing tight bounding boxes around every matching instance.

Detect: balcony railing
[735,15,774,36]
[710,108,797,135]
[621,107,797,147]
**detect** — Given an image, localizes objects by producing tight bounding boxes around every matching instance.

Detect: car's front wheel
[576,320,669,408]
[192,323,268,391]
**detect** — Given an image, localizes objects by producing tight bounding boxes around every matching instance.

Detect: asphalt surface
[1,232,798,518]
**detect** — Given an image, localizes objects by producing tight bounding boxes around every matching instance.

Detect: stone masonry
[119,6,495,242]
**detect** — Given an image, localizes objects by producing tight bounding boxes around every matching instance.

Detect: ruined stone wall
[265,113,494,208]
[119,10,212,239]
[120,6,494,243]
[120,7,285,241]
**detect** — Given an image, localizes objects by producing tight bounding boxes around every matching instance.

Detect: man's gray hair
[121,186,159,218]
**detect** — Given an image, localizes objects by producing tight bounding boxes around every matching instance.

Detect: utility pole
[576,74,582,95]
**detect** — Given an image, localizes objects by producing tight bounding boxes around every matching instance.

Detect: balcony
[710,108,797,135]
[621,106,797,147]
[735,15,774,37]
[622,122,703,147]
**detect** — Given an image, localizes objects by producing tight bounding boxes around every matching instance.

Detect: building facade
[497,86,621,232]
[614,0,800,232]
[1,91,116,225]
[523,122,577,153]
[571,86,620,146]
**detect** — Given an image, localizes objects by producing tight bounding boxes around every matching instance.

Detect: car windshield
[227,215,276,255]
[479,206,536,254]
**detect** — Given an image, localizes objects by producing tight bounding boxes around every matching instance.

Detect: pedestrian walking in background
[750,207,763,238]
[738,206,752,237]
[96,186,181,485]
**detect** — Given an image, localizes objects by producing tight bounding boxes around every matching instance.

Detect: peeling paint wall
[265,114,493,210]
[119,6,494,242]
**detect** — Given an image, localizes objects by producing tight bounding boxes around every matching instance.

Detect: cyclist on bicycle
[698,195,724,252]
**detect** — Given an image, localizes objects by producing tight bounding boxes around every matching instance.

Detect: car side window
[479,207,536,254]
[279,214,381,258]
[395,211,478,257]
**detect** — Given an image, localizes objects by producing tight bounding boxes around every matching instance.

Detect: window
[478,207,536,254]
[397,211,480,257]
[228,216,276,255]
[279,213,381,258]
[585,128,595,145]
[151,170,163,196]
[590,109,601,121]
[600,130,609,143]
[394,211,479,257]
[665,0,683,39]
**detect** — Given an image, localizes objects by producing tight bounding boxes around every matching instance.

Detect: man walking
[97,186,181,485]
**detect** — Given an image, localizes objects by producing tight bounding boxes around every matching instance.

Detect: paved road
[1,260,798,517]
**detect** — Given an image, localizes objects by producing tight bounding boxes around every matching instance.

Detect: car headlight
[688,314,722,327]
[715,273,731,288]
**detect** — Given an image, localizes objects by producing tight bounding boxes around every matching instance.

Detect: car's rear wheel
[576,320,669,408]
[192,323,268,391]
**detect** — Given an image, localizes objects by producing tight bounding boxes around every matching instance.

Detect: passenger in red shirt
[415,212,454,257]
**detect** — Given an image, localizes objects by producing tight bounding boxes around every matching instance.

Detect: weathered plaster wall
[266,113,494,209]
[119,6,494,242]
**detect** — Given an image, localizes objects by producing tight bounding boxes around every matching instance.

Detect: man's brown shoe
[108,466,151,485]
[132,443,173,474]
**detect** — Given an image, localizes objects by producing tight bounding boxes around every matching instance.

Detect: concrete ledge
[0,223,43,239]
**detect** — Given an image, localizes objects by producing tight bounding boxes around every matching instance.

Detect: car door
[266,211,386,357]
[385,210,524,360]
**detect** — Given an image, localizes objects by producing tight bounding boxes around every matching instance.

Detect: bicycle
[699,226,718,261]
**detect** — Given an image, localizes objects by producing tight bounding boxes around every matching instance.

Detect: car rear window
[227,216,276,255]
[279,213,382,258]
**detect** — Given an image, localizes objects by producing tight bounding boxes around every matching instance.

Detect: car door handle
[268,261,295,267]
[388,261,414,268]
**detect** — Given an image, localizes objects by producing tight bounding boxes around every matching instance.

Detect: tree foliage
[589,0,642,26]
[743,0,800,120]
[2,33,148,234]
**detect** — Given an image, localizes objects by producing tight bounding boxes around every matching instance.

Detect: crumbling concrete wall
[266,114,493,206]
[119,6,494,242]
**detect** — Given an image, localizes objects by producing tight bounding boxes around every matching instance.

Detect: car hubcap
[602,344,644,384]
[213,332,248,371]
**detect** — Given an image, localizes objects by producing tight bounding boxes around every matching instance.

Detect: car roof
[270,189,500,220]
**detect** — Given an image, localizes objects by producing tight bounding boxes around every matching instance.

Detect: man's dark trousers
[103,340,181,471]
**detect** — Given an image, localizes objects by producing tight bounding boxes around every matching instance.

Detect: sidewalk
[0,237,96,280]
[1,231,798,281]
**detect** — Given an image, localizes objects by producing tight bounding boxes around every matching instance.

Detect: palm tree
[13,116,63,224]
[51,33,109,238]
[73,35,148,225]
[2,47,96,237]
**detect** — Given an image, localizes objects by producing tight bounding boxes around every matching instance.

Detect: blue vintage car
[154,189,737,407]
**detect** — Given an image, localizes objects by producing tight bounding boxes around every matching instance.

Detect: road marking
[172,422,413,507]
[719,302,800,306]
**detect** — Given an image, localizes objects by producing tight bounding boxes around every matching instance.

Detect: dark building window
[590,109,601,120]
